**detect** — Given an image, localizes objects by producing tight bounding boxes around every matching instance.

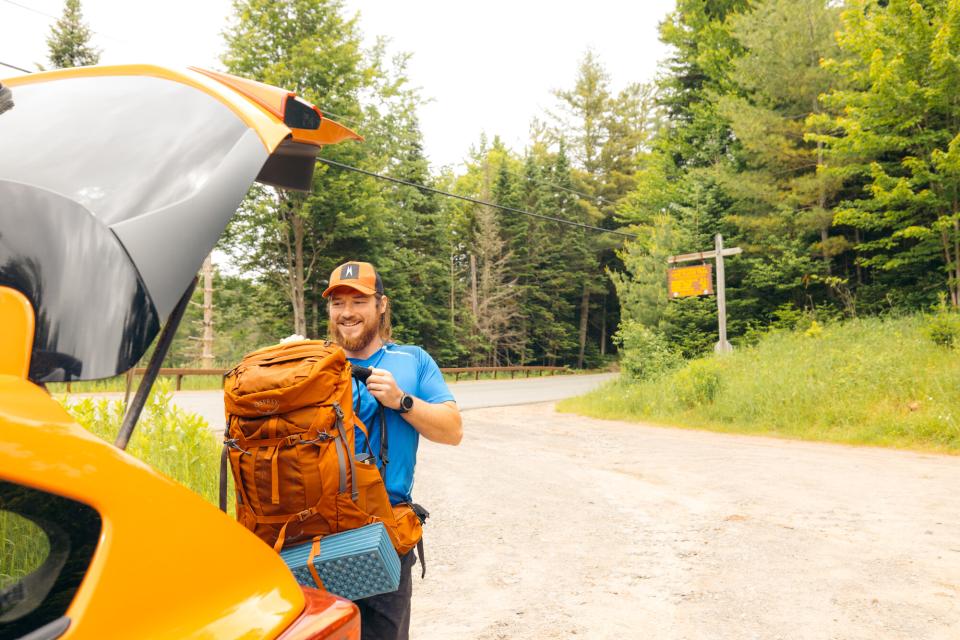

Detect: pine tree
[221,0,423,340]
[717,0,844,279]
[815,0,960,309]
[46,0,100,69]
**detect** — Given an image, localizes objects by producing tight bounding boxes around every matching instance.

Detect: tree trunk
[817,138,831,275]
[449,252,456,327]
[281,196,307,337]
[577,284,590,369]
[940,227,958,308]
[599,293,607,357]
[854,228,863,286]
[469,253,478,317]
[201,254,214,368]
[292,212,306,335]
[954,217,960,308]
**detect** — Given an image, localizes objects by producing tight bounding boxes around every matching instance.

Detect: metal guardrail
[60,365,570,391]
[440,366,567,382]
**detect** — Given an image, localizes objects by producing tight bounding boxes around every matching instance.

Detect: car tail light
[275,587,360,640]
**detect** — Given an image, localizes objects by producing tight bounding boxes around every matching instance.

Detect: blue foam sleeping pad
[279,522,401,601]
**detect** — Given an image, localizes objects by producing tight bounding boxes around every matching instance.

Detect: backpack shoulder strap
[378,403,389,469]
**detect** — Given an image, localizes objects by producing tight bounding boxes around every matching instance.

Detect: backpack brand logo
[340,264,358,280]
[253,398,280,415]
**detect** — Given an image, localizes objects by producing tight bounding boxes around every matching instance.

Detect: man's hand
[366,367,404,410]
[366,367,463,445]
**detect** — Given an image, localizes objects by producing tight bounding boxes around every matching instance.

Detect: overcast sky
[1,0,675,169]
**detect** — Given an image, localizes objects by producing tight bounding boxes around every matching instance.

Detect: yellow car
[0,65,362,639]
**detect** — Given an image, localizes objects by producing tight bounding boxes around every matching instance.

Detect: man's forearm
[404,400,462,445]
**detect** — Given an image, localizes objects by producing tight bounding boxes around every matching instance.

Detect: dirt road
[411,404,960,639]
[84,373,615,429]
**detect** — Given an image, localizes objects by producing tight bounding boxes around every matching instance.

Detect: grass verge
[48,374,226,394]
[558,315,960,453]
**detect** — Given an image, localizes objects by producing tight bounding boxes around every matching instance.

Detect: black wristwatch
[397,393,414,414]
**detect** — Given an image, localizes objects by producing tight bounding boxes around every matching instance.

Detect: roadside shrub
[62,380,223,506]
[923,295,960,348]
[671,358,722,408]
[804,320,824,338]
[615,320,683,381]
[769,302,809,330]
[923,314,960,347]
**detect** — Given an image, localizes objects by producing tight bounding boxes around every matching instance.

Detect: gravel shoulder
[411,403,960,639]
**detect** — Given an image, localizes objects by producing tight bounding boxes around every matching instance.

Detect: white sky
[0,0,674,169]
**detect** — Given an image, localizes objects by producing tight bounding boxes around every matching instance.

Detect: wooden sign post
[667,234,742,354]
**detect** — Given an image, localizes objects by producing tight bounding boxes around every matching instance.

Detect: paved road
[77,372,616,429]
[413,403,960,639]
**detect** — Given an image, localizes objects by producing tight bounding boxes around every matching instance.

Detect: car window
[0,481,101,639]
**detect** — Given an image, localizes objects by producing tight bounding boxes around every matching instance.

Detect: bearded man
[323,261,462,640]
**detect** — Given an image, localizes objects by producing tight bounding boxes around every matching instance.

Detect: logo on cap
[341,264,359,280]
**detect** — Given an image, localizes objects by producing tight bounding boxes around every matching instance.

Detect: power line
[2,56,633,239]
[319,107,620,208]
[316,157,637,239]
[317,106,620,206]
[1,53,621,214]
[317,105,616,205]
[1,0,55,19]
[472,161,619,208]
[320,109,622,211]
[1,0,127,44]
[0,60,30,73]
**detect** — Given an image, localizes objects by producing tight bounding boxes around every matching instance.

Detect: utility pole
[667,234,742,354]
[713,234,731,354]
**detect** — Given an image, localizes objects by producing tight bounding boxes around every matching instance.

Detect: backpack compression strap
[219,443,229,513]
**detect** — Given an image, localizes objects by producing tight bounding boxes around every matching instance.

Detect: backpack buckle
[299,432,333,445]
[296,508,313,522]
[224,438,252,456]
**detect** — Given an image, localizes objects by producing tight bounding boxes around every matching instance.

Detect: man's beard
[332,317,380,352]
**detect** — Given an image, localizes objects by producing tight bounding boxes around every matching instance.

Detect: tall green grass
[559,315,960,452]
[63,380,228,504]
[1,381,230,588]
[0,513,49,590]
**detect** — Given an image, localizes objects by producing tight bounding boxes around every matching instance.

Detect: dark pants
[356,551,416,640]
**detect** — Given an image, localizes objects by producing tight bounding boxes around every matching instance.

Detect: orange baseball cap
[322,261,384,297]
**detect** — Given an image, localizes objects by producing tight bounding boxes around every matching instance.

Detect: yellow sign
[668,264,713,298]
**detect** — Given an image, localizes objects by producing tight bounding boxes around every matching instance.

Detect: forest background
[37,0,960,371]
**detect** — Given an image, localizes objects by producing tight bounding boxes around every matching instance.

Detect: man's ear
[379,295,389,314]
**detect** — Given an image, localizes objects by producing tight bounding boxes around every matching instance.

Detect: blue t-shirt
[348,343,454,505]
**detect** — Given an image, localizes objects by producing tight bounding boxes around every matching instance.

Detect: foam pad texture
[280,522,401,601]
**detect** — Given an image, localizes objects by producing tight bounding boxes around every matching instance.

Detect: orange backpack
[221,340,423,555]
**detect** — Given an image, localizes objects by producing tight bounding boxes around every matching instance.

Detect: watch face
[401,394,414,410]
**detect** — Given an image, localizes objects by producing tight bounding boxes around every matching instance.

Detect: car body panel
[0,65,362,639]
[0,65,360,383]
[0,287,33,378]
[0,374,310,639]
[4,65,292,153]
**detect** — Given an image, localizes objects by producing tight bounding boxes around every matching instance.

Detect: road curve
[74,372,617,429]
